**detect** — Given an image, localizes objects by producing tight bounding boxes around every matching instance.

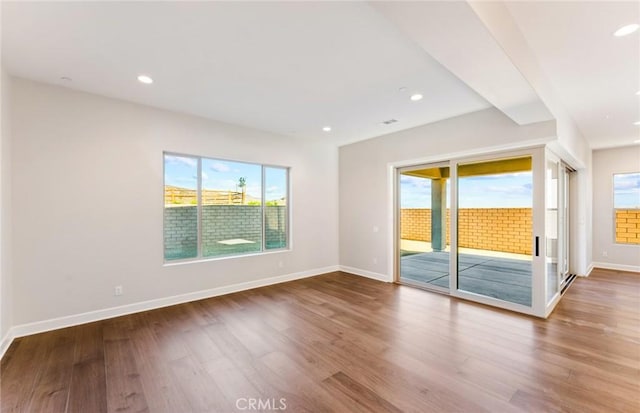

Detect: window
[613,172,640,245]
[164,153,289,261]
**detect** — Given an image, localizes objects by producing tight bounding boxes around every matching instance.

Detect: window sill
[163,247,291,267]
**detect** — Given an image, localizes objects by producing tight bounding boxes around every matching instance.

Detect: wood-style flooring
[1,268,639,412]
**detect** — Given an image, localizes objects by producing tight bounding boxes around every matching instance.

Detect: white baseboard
[591,262,640,273]
[339,265,392,282]
[0,329,15,360]
[584,262,595,276]
[1,265,339,359]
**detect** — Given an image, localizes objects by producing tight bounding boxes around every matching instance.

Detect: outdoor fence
[615,209,640,244]
[164,205,286,259]
[401,208,532,255]
[165,186,249,205]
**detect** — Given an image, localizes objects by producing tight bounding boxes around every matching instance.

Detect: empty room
[1,1,639,412]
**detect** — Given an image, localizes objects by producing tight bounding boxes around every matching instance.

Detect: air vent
[381,119,398,125]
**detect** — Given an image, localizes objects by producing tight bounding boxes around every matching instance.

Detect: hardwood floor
[1,268,639,412]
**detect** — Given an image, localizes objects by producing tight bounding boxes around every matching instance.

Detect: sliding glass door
[546,155,560,303]
[559,164,572,288]
[545,152,574,306]
[456,156,534,307]
[395,147,572,317]
[398,163,450,291]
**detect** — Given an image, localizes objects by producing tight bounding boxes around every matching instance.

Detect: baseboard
[591,262,640,273]
[585,262,595,276]
[4,265,340,350]
[0,329,15,360]
[339,265,392,282]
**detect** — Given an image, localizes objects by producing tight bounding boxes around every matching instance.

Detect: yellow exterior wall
[615,209,640,244]
[400,208,532,255]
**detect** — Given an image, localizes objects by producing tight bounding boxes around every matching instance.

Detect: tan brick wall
[401,209,437,243]
[615,209,640,244]
[401,208,532,255]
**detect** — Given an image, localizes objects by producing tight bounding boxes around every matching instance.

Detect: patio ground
[400,240,532,306]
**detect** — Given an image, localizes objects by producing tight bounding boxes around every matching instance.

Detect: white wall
[592,146,640,271]
[548,131,593,277]
[466,1,594,277]
[0,68,14,344]
[339,107,556,279]
[574,150,593,276]
[10,78,339,327]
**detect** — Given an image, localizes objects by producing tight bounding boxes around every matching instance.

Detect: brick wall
[164,205,198,259]
[615,209,640,244]
[401,208,532,255]
[401,209,450,245]
[164,205,286,259]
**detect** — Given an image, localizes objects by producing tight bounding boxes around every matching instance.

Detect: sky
[400,172,533,208]
[166,157,639,209]
[164,155,287,201]
[614,172,640,208]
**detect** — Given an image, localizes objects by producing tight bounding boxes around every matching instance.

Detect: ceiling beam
[467,1,590,164]
[403,158,531,179]
[370,1,553,125]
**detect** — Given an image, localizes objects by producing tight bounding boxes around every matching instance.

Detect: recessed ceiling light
[614,24,639,37]
[634,121,640,126]
[410,94,423,101]
[137,75,153,84]
[322,126,332,132]
[635,139,640,144]
[398,87,408,93]
[636,90,640,95]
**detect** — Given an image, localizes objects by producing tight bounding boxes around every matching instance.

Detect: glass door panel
[545,158,560,303]
[399,165,450,291]
[559,165,572,287]
[456,157,533,307]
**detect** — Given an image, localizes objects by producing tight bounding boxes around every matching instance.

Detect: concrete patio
[400,250,532,307]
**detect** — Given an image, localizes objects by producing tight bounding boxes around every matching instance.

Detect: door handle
[535,236,539,257]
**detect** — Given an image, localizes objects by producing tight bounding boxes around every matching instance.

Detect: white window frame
[163,152,290,264]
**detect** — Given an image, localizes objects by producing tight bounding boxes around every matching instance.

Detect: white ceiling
[1,1,638,149]
[505,1,640,149]
[370,1,554,126]
[0,1,490,146]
